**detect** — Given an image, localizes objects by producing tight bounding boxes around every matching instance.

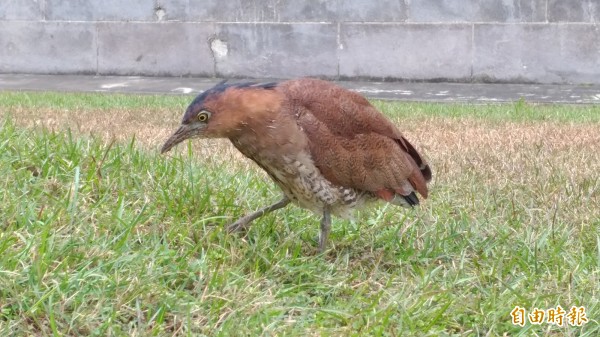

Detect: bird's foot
[226,219,251,233]
[225,197,290,234]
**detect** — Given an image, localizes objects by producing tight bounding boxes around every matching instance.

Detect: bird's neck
[229,112,308,165]
[209,88,284,137]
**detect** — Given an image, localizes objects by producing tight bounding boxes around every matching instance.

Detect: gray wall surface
[0,1,599,84]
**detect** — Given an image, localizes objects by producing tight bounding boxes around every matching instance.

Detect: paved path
[1,74,599,104]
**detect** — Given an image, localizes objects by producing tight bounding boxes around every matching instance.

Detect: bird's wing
[278,78,431,199]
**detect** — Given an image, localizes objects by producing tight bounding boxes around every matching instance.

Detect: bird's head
[161,80,280,154]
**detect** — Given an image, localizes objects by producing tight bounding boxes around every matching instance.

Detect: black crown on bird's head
[182,80,279,124]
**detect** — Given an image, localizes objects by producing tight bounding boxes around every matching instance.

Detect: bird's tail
[390,192,419,207]
[397,136,432,183]
[375,188,419,208]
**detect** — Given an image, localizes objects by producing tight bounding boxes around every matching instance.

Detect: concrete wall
[0,1,599,84]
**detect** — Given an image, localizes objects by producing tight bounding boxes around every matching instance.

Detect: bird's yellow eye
[197,111,210,122]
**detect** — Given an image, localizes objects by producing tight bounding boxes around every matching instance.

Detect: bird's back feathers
[276,78,431,201]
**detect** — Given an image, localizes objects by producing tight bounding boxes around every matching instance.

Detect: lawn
[0,91,598,336]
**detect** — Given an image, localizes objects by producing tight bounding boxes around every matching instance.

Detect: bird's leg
[318,209,332,253]
[227,196,290,233]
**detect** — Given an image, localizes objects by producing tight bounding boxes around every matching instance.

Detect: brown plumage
[161,78,432,252]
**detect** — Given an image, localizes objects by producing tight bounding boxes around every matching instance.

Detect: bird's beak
[161,125,190,154]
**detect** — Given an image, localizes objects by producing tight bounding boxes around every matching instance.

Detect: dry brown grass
[9,105,600,227]
[410,118,600,229]
[9,106,252,168]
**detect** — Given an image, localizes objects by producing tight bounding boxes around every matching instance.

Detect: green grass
[0,91,189,111]
[2,91,600,122]
[0,91,599,336]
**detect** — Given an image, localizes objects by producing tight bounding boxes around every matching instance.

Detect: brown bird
[161,78,431,252]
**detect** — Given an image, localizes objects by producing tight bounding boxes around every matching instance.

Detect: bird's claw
[226,220,250,233]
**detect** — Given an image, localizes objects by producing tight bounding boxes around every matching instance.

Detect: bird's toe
[226,220,250,233]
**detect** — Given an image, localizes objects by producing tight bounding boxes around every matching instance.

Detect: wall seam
[336,21,341,80]
[95,23,100,75]
[470,23,475,81]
